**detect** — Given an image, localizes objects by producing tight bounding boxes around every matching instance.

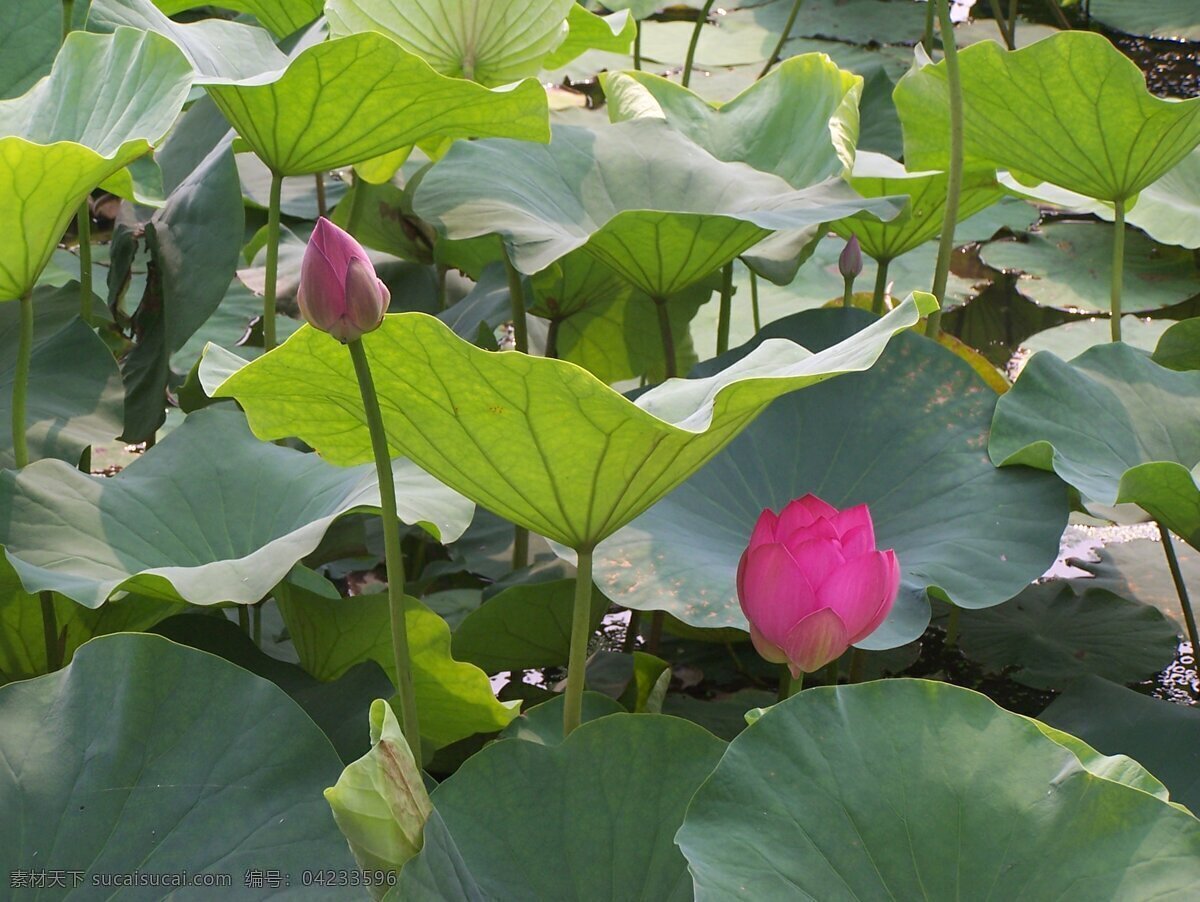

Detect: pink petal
[298,241,344,329]
[817,552,892,630]
[781,517,839,548]
[777,494,838,533]
[830,504,874,546]
[748,508,780,549]
[749,624,789,665]
[839,524,875,558]
[781,607,851,674]
[848,550,901,643]
[311,217,364,282]
[737,543,819,646]
[786,538,844,591]
[344,258,388,330]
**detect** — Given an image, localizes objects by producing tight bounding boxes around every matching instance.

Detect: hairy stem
[1110,197,1125,341]
[759,0,805,79]
[871,258,891,315]
[1160,524,1200,656]
[925,0,964,338]
[682,0,716,88]
[563,548,595,737]
[348,338,422,767]
[263,171,284,351]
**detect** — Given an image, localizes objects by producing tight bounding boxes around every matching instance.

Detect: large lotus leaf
[398,715,725,900]
[677,679,1200,899]
[211,295,935,549]
[0,283,123,468]
[957,582,1180,690]
[89,0,287,81]
[203,32,549,177]
[327,0,571,85]
[1072,537,1200,627]
[592,309,1066,648]
[1087,0,1200,41]
[0,633,354,891]
[412,120,901,298]
[1019,316,1175,364]
[543,5,636,71]
[0,407,473,608]
[0,28,192,300]
[603,54,861,188]
[981,222,1200,314]
[894,32,1200,203]
[1155,318,1200,371]
[1041,675,1200,815]
[152,0,322,38]
[528,248,634,321]
[991,343,1200,549]
[275,585,520,750]
[0,0,59,99]
[831,151,1004,261]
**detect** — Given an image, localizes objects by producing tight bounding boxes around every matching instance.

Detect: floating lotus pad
[677,680,1200,898]
[895,31,1200,203]
[210,295,935,549]
[0,28,192,300]
[590,309,1067,648]
[991,343,1200,550]
[413,119,901,297]
[0,408,473,608]
[203,31,550,177]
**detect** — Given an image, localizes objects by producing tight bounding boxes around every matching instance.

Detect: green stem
[315,171,327,219]
[922,0,935,52]
[655,298,677,379]
[545,318,560,359]
[623,610,641,653]
[62,0,74,39]
[717,262,733,355]
[987,0,1015,48]
[40,592,60,672]
[778,667,804,700]
[841,275,855,309]
[436,265,448,311]
[1110,197,1125,342]
[252,601,263,647]
[849,647,866,684]
[502,247,528,354]
[1043,0,1072,30]
[758,0,804,79]
[1160,524,1200,656]
[750,270,761,332]
[77,201,93,326]
[237,605,250,635]
[824,658,840,687]
[944,605,961,648]
[633,23,642,70]
[647,610,664,655]
[563,548,595,737]
[348,338,422,768]
[925,0,964,338]
[682,0,716,88]
[512,525,529,572]
[12,291,34,469]
[263,170,283,352]
[1006,0,1020,48]
[871,258,891,315]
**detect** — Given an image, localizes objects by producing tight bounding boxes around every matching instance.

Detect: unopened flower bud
[297,217,390,343]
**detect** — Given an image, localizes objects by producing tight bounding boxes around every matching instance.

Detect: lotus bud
[297,217,390,343]
[736,494,900,676]
[838,235,863,280]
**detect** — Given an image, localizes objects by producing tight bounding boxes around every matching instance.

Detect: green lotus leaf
[1041,675,1200,815]
[957,582,1180,690]
[1071,537,1200,628]
[0,283,123,468]
[1019,316,1175,364]
[211,294,935,549]
[89,0,288,81]
[0,0,59,99]
[0,27,192,300]
[0,633,353,888]
[1086,0,1200,42]
[831,151,1004,262]
[543,5,636,71]
[603,53,861,188]
[275,584,520,749]
[528,248,634,321]
[398,715,725,899]
[981,221,1200,314]
[677,680,1200,899]
[496,692,626,746]
[895,31,1200,203]
[0,408,473,608]
[414,120,900,298]
[203,32,549,177]
[328,0,573,85]
[1030,718,1172,803]
[1154,317,1200,371]
[325,699,432,886]
[592,309,1067,648]
[990,343,1200,549]
[152,0,322,38]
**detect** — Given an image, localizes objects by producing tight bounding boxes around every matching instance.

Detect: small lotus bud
[296,217,391,343]
[838,235,863,280]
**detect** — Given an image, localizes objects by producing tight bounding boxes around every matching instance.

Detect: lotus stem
[62,0,73,40]
[1006,0,1020,48]
[12,290,34,469]
[348,338,422,768]
[315,172,327,219]
[1043,0,1072,30]
[623,610,641,652]
[436,265,448,311]
[842,275,855,309]
[76,200,93,326]
[717,262,734,355]
[987,0,1015,49]
[237,604,250,635]
[648,610,664,655]
[633,24,642,71]
[922,0,935,52]
[778,667,804,700]
[925,0,964,338]
[545,317,560,359]
[849,647,866,683]
[655,298,677,379]
[1160,524,1200,656]
[252,601,263,646]
[682,0,716,88]
[871,258,891,315]
[944,605,961,647]
[503,247,530,569]
[759,0,804,79]
[563,548,595,736]
[750,270,761,332]
[1110,197,1125,342]
[824,658,840,686]
[263,171,283,352]
[40,592,60,672]
[512,526,529,572]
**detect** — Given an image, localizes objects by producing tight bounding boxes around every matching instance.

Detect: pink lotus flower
[737,494,900,676]
[296,217,390,343]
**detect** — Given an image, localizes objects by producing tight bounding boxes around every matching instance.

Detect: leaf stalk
[563,548,595,736]
[925,0,964,337]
